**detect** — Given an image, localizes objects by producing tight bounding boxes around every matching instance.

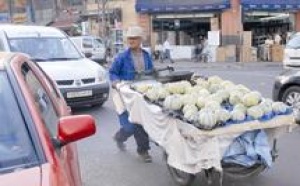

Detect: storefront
[241,0,300,46]
[136,0,230,45]
[238,0,300,62]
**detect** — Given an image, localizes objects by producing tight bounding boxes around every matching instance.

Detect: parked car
[273,69,300,106]
[70,36,106,64]
[283,32,300,67]
[0,52,96,186]
[0,25,109,107]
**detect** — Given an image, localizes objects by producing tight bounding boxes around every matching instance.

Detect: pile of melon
[134,76,292,130]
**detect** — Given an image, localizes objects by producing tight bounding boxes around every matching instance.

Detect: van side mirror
[58,115,96,146]
[84,52,93,58]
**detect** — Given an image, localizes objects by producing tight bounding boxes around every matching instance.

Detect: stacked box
[240,46,258,62]
[271,44,284,62]
[217,45,236,62]
[210,17,219,31]
[225,45,236,62]
[243,31,252,47]
[217,47,226,62]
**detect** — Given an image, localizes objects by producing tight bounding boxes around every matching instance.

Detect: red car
[0,53,96,186]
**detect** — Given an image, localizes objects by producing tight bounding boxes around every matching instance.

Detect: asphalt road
[75,63,300,186]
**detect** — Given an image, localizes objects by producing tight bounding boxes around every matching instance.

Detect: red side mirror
[58,115,96,145]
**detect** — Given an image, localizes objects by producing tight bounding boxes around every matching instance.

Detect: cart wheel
[167,165,196,186]
[222,163,266,180]
[163,152,195,186]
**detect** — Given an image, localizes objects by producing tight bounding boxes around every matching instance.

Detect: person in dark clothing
[109,26,153,163]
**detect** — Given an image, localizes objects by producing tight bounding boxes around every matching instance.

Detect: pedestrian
[264,35,274,61]
[154,41,163,62]
[162,38,174,63]
[274,32,282,45]
[109,25,153,163]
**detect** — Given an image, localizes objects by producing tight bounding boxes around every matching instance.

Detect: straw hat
[126,26,144,38]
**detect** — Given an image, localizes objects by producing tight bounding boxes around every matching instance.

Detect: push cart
[113,68,298,186]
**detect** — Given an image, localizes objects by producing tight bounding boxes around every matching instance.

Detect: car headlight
[97,70,107,82]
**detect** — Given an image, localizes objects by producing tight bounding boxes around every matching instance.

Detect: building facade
[0,0,84,28]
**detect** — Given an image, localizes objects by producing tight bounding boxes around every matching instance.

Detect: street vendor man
[109,25,153,163]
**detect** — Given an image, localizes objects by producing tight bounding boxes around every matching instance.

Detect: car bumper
[272,80,283,101]
[60,83,110,107]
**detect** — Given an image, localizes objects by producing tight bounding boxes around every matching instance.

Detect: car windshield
[9,37,82,61]
[286,36,300,49]
[0,72,39,173]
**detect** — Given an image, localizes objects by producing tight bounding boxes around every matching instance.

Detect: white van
[0,25,109,107]
[283,32,300,67]
[70,36,106,64]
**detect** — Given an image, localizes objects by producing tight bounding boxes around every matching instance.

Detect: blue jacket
[109,48,153,81]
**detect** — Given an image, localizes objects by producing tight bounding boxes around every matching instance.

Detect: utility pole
[98,0,108,38]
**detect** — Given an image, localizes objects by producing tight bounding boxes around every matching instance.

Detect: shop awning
[242,0,300,11]
[135,0,230,13]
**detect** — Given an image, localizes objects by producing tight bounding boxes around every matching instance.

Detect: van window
[8,37,82,61]
[83,38,93,48]
[94,38,104,48]
[286,36,300,49]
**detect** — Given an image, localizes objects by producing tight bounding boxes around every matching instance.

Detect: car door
[14,58,82,186]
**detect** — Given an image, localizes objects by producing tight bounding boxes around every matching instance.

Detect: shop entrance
[243,12,295,46]
[152,17,211,46]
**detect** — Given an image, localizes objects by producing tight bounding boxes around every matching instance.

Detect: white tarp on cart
[113,83,296,174]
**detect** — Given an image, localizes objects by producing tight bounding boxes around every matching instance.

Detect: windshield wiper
[47,57,81,61]
[31,57,81,62]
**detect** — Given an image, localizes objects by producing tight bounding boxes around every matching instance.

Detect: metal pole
[102,0,105,38]
[97,0,101,36]
[8,0,13,23]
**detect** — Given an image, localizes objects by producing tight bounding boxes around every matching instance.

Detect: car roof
[0,24,66,38]
[70,35,102,39]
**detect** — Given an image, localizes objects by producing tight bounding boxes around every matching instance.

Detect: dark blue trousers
[115,111,150,153]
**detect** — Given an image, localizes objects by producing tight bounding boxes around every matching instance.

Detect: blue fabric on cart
[222,129,272,168]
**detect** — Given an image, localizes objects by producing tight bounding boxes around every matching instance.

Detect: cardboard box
[217,45,236,62]
[240,46,251,62]
[217,47,226,62]
[243,31,252,47]
[210,17,219,31]
[240,46,257,62]
[271,44,284,62]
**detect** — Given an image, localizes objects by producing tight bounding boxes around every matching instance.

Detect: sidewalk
[154,60,283,69]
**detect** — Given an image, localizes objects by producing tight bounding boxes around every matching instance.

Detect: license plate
[67,90,93,98]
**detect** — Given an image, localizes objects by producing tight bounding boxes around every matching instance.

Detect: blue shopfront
[241,0,300,46]
[136,0,231,46]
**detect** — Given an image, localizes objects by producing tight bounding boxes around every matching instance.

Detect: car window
[83,38,93,48]
[286,36,300,49]
[22,63,59,137]
[0,72,39,173]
